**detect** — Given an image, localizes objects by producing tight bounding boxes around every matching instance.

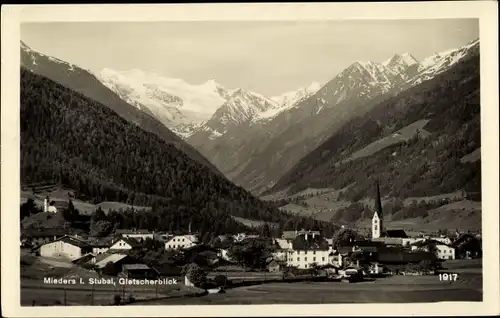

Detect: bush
[102,262,119,276]
[113,294,121,305]
[124,295,135,304]
[214,275,228,287]
[183,263,207,287]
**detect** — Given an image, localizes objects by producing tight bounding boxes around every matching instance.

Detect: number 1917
[439,273,458,281]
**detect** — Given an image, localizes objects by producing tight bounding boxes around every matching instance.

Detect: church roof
[384,230,408,238]
[374,182,383,219]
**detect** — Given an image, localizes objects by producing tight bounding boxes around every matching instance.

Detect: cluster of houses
[21,188,482,280]
[264,201,482,274]
[22,230,200,261]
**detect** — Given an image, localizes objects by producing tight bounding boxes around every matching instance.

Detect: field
[231,216,279,229]
[261,185,480,232]
[21,251,482,306]
[138,273,482,305]
[345,119,431,163]
[21,188,151,215]
[20,253,202,306]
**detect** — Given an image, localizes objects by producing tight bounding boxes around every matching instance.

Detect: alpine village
[20,35,482,305]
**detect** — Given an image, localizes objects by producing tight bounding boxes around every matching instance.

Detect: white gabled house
[286,232,330,269]
[272,238,292,262]
[109,237,141,251]
[164,234,198,250]
[411,240,456,260]
[40,235,93,261]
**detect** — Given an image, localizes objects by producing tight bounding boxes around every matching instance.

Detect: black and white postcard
[1,2,499,317]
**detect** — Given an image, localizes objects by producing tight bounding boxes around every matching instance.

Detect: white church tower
[372,181,383,239]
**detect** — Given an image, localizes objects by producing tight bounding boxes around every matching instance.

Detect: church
[371,182,413,245]
[372,182,384,239]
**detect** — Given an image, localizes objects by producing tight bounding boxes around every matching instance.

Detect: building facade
[39,236,92,261]
[287,249,330,269]
[435,244,455,260]
[164,235,198,250]
[285,232,330,269]
[109,237,140,251]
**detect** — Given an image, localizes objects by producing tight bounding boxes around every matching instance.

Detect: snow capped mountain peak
[409,39,479,86]
[263,82,323,120]
[382,53,419,68]
[21,40,77,71]
[97,68,237,138]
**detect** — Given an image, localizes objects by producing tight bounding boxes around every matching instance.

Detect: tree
[182,263,206,287]
[214,275,228,288]
[102,262,119,276]
[90,220,113,237]
[20,199,37,220]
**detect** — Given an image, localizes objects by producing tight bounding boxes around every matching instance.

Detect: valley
[19,36,481,234]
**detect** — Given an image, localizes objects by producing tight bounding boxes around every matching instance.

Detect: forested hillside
[270,54,481,206]
[20,42,219,174]
[21,68,338,237]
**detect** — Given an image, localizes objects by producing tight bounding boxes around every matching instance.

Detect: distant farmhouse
[164,234,198,250]
[109,237,142,251]
[115,229,164,241]
[40,235,93,261]
[286,231,330,269]
[23,228,67,246]
[282,229,320,241]
[411,240,455,260]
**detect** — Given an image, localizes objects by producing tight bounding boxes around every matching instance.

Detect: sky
[21,19,479,96]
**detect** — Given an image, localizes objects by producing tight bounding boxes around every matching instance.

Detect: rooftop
[123,264,151,271]
[95,253,129,268]
[384,230,408,238]
[291,234,329,251]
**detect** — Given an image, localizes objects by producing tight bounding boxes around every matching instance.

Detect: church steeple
[375,181,383,220]
[372,181,384,239]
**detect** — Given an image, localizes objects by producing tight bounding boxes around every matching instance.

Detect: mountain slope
[270,51,480,209]
[187,39,480,195]
[20,68,339,235]
[97,68,236,137]
[20,41,219,174]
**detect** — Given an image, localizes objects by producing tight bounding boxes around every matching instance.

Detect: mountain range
[20,37,481,230]
[20,41,219,174]
[20,67,338,237]
[97,68,322,139]
[187,39,480,195]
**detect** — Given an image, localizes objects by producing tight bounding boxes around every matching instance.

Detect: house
[451,234,482,259]
[282,229,320,241]
[217,248,232,262]
[109,237,141,251]
[115,229,161,241]
[384,230,408,238]
[435,244,455,260]
[411,240,455,260]
[272,238,291,262]
[164,234,198,250]
[232,233,248,242]
[23,229,66,246]
[43,198,58,213]
[88,238,112,255]
[154,264,183,277]
[431,236,453,245]
[286,232,330,269]
[267,259,282,273]
[94,253,131,270]
[376,249,437,265]
[39,235,93,261]
[72,253,95,265]
[120,264,159,279]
